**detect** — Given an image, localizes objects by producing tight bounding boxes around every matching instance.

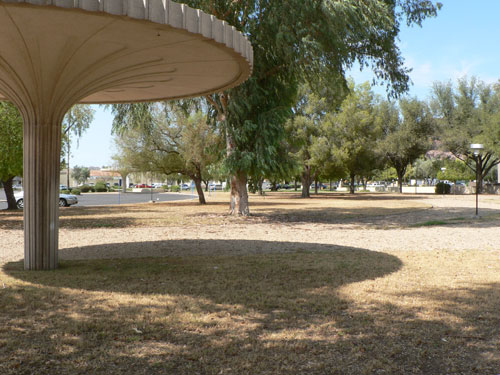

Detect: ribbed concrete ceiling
[0,0,253,107]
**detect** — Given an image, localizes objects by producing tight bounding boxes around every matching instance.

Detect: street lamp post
[415,164,418,194]
[470,144,484,217]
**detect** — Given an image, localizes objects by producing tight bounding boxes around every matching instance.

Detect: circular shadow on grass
[4,240,402,311]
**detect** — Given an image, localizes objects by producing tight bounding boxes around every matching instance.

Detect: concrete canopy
[0,0,253,270]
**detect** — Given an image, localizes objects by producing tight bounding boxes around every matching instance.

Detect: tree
[111,152,135,193]
[431,77,500,192]
[112,101,221,204]
[285,85,331,198]
[182,0,441,214]
[71,166,90,186]
[62,105,95,187]
[324,82,381,194]
[379,98,435,192]
[436,159,474,182]
[0,102,23,209]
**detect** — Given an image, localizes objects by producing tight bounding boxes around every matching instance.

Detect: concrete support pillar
[0,2,252,271]
[23,113,64,270]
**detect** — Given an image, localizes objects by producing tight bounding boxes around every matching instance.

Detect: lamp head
[470,143,484,156]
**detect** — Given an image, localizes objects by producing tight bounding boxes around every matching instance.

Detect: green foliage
[80,185,91,193]
[485,165,498,182]
[186,0,441,98]
[431,77,500,188]
[71,166,90,186]
[0,102,23,182]
[373,167,398,182]
[61,105,95,168]
[186,0,441,192]
[285,84,332,196]
[435,182,451,194]
[112,0,441,209]
[70,189,81,195]
[111,100,221,204]
[170,185,180,192]
[324,82,382,189]
[94,182,107,192]
[412,158,442,180]
[437,159,474,182]
[378,98,435,189]
[61,189,71,194]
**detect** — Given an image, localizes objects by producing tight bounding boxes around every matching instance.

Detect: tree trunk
[362,177,367,191]
[301,166,312,198]
[204,180,209,192]
[230,171,249,215]
[67,141,71,189]
[294,180,298,191]
[2,177,17,210]
[314,178,318,194]
[226,121,250,216]
[397,170,404,193]
[349,174,356,194]
[193,176,206,204]
[121,173,128,193]
[257,179,264,195]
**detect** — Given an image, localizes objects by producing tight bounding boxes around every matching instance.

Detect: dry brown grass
[1,192,500,374]
[0,192,432,230]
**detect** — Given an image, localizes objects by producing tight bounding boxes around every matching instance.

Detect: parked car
[135,183,152,188]
[59,184,68,191]
[208,183,222,190]
[310,183,327,190]
[14,191,78,209]
[181,183,190,190]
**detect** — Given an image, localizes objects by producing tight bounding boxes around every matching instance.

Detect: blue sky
[71,0,500,167]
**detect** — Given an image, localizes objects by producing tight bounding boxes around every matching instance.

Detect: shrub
[70,188,81,195]
[80,185,91,193]
[90,186,95,192]
[435,182,451,194]
[61,189,71,194]
[95,182,108,192]
[170,185,180,192]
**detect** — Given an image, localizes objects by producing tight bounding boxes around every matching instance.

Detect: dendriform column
[22,109,67,270]
[0,0,253,270]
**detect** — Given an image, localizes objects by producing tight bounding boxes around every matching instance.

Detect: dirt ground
[0,192,499,263]
[1,192,499,374]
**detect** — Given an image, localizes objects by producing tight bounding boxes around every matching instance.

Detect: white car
[14,191,78,209]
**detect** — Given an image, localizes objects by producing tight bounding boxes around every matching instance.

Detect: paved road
[0,191,196,210]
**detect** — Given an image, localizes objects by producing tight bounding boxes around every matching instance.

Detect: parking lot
[0,190,195,209]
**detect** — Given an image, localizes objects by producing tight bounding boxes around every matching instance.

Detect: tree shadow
[254,205,500,228]
[2,242,499,373]
[5,240,402,301]
[304,192,431,201]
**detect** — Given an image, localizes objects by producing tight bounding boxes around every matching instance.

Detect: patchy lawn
[0,192,499,374]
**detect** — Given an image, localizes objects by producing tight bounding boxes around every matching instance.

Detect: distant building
[89,169,122,186]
